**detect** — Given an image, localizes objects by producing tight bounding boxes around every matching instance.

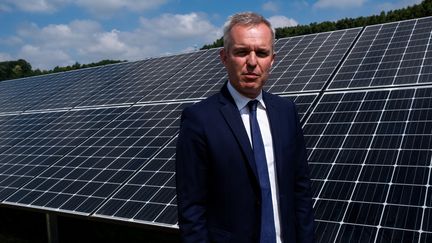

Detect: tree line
[0,59,124,82]
[201,0,432,49]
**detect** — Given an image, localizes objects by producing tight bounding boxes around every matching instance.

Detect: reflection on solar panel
[78,52,204,106]
[1,65,107,113]
[267,28,361,93]
[139,48,227,102]
[329,17,432,90]
[305,87,432,242]
[0,16,432,243]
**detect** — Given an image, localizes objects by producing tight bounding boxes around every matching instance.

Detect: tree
[0,59,32,81]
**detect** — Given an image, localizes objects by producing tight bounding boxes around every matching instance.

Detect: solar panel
[303,87,432,242]
[28,63,135,111]
[94,137,179,226]
[281,93,318,121]
[1,102,187,215]
[138,48,227,102]
[0,66,112,113]
[0,15,431,243]
[0,52,206,114]
[0,110,71,201]
[329,17,432,90]
[76,52,205,106]
[0,75,57,113]
[266,28,361,94]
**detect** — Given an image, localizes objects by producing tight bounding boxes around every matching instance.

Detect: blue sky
[0,0,423,70]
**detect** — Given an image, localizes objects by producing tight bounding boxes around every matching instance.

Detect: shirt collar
[227,81,266,111]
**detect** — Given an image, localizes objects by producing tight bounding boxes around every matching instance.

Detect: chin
[241,80,260,86]
[241,88,261,98]
[240,85,258,92]
[245,82,263,89]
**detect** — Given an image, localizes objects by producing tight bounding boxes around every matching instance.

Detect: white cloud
[314,0,366,9]
[3,0,69,13]
[3,0,168,15]
[18,45,72,69]
[376,0,423,12]
[17,20,102,49]
[14,20,129,69]
[268,16,298,28]
[0,36,23,46]
[263,1,279,12]
[79,30,141,61]
[75,0,168,16]
[10,13,221,70]
[139,13,221,40]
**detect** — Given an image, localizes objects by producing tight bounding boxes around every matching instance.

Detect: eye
[256,50,270,58]
[233,49,249,57]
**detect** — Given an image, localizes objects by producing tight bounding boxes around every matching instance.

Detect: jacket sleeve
[292,104,316,243]
[176,106,210,243]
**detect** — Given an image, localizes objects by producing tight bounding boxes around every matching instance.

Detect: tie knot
[247,100,259,112]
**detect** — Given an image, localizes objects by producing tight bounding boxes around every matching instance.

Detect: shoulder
[180,92,223,124]
[263,92,302,128]
[178,92,226,140]
[183,93,220,114]
[263,91,296,110]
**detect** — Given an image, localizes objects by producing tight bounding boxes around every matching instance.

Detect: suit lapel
[219,85,259,180]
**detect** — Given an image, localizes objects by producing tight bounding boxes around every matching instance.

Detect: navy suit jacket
[176,84,315,243]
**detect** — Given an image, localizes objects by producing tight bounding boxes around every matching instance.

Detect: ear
[219,48,228,66]
[271,52,276,66]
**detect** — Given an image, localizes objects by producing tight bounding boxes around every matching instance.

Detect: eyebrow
[232,45,271,51]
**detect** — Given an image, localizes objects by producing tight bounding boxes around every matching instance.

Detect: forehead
[229,23,273,48]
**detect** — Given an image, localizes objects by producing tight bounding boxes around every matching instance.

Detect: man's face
[220,23,275,99]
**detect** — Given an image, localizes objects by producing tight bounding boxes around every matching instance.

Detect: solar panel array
[306,87,432,242]
[329,17,432,90]
[0,16,431,242]
[267,28,361,93]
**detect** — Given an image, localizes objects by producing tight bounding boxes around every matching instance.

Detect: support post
[46,213,59,243]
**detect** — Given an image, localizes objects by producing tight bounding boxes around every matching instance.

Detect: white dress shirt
[227,82,282,243]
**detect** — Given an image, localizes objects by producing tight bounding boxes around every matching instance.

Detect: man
[176,12,315,243]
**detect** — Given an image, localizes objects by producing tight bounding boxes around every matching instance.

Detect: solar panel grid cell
[77,52,205,106]
[305,87,432,242]
[329,17,432,90]
[267,28,361,94]
[280,94,318,120]
[139,49,226,102]
[95,137,179,226]
[73,60,152,106]
[2,102,187,215]
[0,75,52,113]
[37,66,118,111]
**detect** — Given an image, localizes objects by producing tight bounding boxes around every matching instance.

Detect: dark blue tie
[248,100,276,243]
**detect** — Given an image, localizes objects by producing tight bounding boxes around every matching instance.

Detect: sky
[0,0,423,70]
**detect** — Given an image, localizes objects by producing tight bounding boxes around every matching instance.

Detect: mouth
[242,73,260,80]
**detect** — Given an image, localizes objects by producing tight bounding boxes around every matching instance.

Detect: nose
[246,52,257,69]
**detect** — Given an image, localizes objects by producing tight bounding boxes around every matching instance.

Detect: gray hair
[223,12,275,51]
